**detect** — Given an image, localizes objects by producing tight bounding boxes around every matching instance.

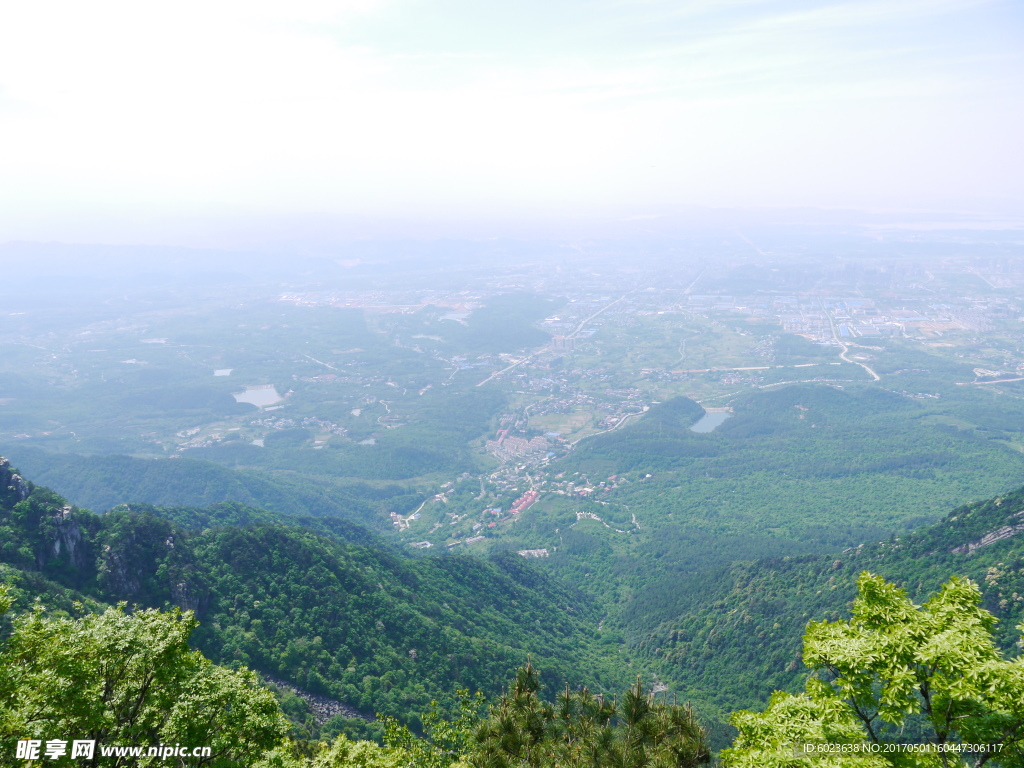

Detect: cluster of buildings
[509,490,539,514]
[485,430,550,463]
[527,389,596,416]
[686,294,1009,343]
[249,415,348,436]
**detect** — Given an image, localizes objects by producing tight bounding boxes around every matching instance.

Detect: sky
[0,0,1021,245]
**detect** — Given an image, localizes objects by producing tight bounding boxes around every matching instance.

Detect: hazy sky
[1,0,1021,244]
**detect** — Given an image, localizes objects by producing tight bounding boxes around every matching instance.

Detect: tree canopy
[0,586,287,767]
[722,572,1024,768]
[467,662,709,768]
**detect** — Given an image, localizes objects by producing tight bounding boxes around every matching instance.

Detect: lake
[690,411,732,433]
[233,386,283,408]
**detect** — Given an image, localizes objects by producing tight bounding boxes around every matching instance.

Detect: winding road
[820,299,880,381]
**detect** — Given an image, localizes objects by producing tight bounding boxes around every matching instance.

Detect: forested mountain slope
[8,441,1024,752]
[2,446,424,526]
[563,386,1024,547]
[0,456,617,731]
[625,481,1024,713]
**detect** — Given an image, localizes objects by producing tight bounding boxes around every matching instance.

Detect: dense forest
[623,483,1024,712]
[5,451,1024,765]
[564,387,1024,545]
[3,447,426,527]
[0,457,619,741]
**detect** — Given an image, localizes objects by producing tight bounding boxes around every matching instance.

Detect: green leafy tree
[469,663,709,768]
[722,573,1024,768]
[379,690,480,768]
[0,589,287,767]
[308,734,407,768]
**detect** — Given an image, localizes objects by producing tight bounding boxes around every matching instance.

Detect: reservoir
[690,411,732,433]
[233,385,283,408]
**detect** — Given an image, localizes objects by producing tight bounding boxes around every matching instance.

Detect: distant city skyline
[1,0,1021,246]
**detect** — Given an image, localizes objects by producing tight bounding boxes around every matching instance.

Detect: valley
[3,229,1024,755]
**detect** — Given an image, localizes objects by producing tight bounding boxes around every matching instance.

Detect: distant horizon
[2,202,1023,254]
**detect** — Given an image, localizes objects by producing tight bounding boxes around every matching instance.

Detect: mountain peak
[0,456,30,507]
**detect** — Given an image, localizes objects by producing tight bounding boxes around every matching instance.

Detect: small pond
[233,386,283,408]
[690,411,732,433]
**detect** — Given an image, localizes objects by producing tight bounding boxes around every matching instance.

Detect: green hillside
[564,386,1024,545]
[0,446,425,527]
[625,481,1024,713]
[6,448,1024,762]
[0,456,619,734]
